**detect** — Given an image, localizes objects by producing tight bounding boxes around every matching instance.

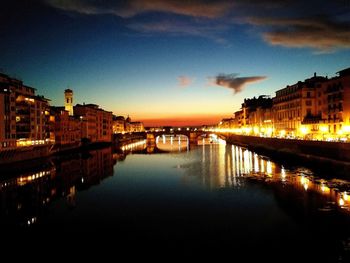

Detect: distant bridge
[145,130,213,146]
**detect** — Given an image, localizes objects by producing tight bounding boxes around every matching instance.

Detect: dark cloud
[247,16,350,52]
[44,0,350,52]
[211,74,267,94]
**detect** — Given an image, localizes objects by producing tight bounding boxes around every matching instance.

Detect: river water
[1,139,350,261]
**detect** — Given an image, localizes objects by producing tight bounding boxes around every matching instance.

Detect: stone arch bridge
[146,130,217,146]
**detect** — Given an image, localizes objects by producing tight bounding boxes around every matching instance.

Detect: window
[67,98,69,103]
[305,100,312,106]
[307,109,311,115]
[307,92,311,98]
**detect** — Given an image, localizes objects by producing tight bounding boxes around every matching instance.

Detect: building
[0,73,50,150]
[240,95,273,136]
[50,106,81,148]
[64,89,74,116]
[74,103,113,143]
[218,118,234,131]
[125,116,145,133]
[318,68,350,139]
[272,74,326,138]
[112,115,125,134]
[224,67,350,140]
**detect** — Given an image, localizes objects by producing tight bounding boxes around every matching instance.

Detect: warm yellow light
[343,126,350,133]
[280,130,286,137]
[300,126,308,135]
[253,126,259,134]
[320,125,328,133]
[320,183,330,193]
[266,128,273,135]
[344,192,348,201]
[339,198,345,206]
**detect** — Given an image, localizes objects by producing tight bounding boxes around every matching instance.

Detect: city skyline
[1,1,350,126]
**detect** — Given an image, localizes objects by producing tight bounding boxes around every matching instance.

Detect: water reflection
[0,147,115,228]
[1,141,350,261]
[197,143,350,214]
[156,135,189,152]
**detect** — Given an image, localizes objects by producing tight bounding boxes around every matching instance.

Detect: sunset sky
[1,0,350,126]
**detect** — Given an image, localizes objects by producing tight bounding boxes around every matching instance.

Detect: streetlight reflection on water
[199,142,350,213]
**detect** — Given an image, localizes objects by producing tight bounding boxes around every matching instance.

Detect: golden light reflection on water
[199,143,350,213]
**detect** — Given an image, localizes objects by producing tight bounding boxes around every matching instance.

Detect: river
[1,138,350,261]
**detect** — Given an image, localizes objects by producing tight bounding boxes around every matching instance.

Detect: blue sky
[1,0,350,126]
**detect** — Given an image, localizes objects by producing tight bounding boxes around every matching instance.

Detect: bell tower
[64,89,74,116]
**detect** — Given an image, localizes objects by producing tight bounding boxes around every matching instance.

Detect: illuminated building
[50,106,81,147]
[241,95,273,135]
[320,68,350,139]
[64,89,74,116]
[233,110,244,129]
[223,67,350,140]
[112,115,125,134]
[218,118,235,130]
[0,73,50,150]
[74,103,113,143]
[272,73,327,138]
[125,116,145,133]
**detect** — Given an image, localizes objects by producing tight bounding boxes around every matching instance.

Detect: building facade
[0,73,50,151]
[74,104,113,143]
[222,67,350,141]
[112,115,125,134]
[50,106,81,147]
[125,116,145,133]
[319,68,350,138]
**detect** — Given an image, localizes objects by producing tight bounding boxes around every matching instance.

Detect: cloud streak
[247,16,350,52]
[45,0,231,18]
[44,0,350,52]
[127,20,228,44]
[178,76,194,88]
[211,74,267,94]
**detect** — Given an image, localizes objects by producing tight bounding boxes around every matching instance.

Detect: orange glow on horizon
[140,115,225,127]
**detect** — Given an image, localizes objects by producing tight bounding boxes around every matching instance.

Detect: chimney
[314,72,316,77]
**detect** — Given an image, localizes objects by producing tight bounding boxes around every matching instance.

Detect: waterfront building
[74,104,113,143]
[218,118,235,131]
[272,73,327,138]
[112,115,126,134]
[125,116,145,133]
[318,68,350,139]
[49,106,81,148]
[0,73,51,151]
[241,95,273,136]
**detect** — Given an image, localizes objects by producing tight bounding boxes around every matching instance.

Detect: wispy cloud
[44,0,350,52]
[127,20,228,44]
[45,0,231,18]
[210,73,267,94]
[177,76,194,88]
[247,16,350,53]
